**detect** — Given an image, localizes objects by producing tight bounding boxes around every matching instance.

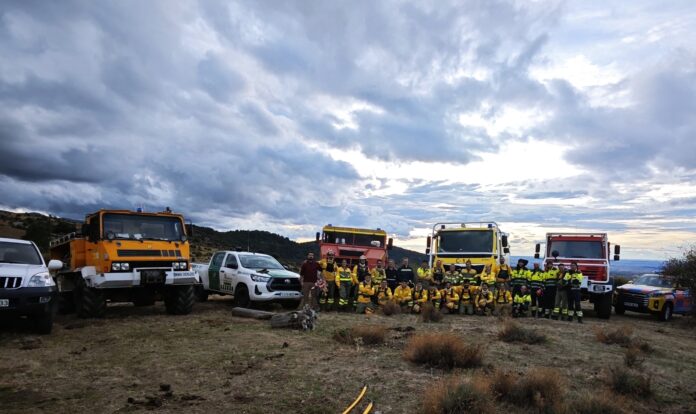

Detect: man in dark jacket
[385,259,399,291]
[396,257,416,287]
[299,252,322,309]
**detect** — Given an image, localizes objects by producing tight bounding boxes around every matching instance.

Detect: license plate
[0,299,9,307]
[279,292,296,297]
[624,302,639,308]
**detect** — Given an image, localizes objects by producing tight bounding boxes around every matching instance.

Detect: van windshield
[0,241,43,265]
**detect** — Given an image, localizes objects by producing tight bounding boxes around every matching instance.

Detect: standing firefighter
[495,257,513,288]
[542,262,558,318]
[397,258,416,287]
[371,259,386,286]
[510,258,531,296]
[417,260,433,288]
[356,274,376,314]
[320,250,338,310]
[385,259,399,291]
[552,264,569,320]
[528,262,545,317]
[432,259,446,288]
[460,260,478,286]
[299,252,322,310]
[336,259,357,312]
[479,264,496,287]
[568,262,584,323]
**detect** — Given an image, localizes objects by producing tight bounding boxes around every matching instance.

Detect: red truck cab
[316,225,392,268]
[535,233,621,319]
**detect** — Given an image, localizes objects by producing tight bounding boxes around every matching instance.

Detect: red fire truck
[315,225,393,267]
[535,233,621,319]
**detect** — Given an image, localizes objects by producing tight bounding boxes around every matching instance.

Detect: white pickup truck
[1,237,63,334]
[192,251,302,309]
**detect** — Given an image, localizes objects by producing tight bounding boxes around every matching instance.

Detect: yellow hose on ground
[341,385,367,414]
[362,401,373,414]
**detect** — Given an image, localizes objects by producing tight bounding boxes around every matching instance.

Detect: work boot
[544,312,550,319]
[531,310,537,318]
[578,317,583,324]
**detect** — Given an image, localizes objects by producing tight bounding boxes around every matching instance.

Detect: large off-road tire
[594,294,612,319]
[57,292,76,314]
[232,284,250,308]
[75,283,107,318]
[164,285,195,315]
[657,303,673,322]
[133,289,156,307]
[194,285,209,302]
[33,311,54,335]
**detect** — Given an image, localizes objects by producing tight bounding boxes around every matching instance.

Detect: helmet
[327,249,335,255]
[360,255,366,260]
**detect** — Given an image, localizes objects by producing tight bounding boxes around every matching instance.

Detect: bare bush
[498,321,548,344]
[594,326,634,347]
[421,303,444,323]
[607,365,652,397]
[333,325,387,346]
[381,301,401,316]
[423,376,494,414]
[404,333,484,369]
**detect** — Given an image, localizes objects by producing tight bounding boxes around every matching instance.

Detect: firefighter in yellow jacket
[336,259,358,311]
[427,284,442,311]
[371,259,386,286]
[393,280,412,311]
[443,282,460,314]
[568,262,584,323]
[459,280,476,315]
[417,260,433,288]
[411,282,428,313]
[356,274,376,314]
[512,285,532,317]
[476,283,494,315]
[494,282,513,316]
[375,280,393,306]
[319,250,338,310]
[479,264,496,287]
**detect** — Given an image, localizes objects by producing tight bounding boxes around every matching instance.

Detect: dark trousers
[531,291,541,313]
[543,286,556,314]
[570,289,583,317]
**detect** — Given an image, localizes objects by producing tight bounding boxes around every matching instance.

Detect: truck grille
[621,292,648,307]
[0,277,22,289]
[268,278,301,292]
[118,249,182,257]
[339,250,365,258]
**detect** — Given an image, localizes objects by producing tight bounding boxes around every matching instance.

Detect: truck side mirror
[534,253,540,259]
[614,245,620,261]
[503,247,510,254]
[501,235,508,248]
[387,238,393,250]
[534,243,541,259]
[425,248,430,255]
[315,232,320,243]
[47,260,63,271]
[426,236,431,249]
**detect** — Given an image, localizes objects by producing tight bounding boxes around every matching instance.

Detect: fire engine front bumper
[87,270,199,289]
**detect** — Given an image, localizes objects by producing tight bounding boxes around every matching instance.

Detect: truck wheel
[281,300,301,310]
[75,283,107,318]
[57,292,76,314]
[33,311,54,335]
[594,294,612,319]
[133,290,156,307]
[233,285,250,308]
[195,285,209,302]
[657,303,673,322]
[614,302,625,315]
[164,285,195,315]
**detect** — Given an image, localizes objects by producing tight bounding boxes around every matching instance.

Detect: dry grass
[498,321,548,344]
[594,326,634,347]
[623,346,645,369]
[404,333,484,369]
[381,301,401,316]
[332,325,387,346]
[421,303,444,323]
[569,392,626,414]
[492,368,565,413]
[423,376,494,414]
[607,365,652,397]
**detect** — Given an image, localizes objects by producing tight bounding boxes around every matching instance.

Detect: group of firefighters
[299,250,586,323]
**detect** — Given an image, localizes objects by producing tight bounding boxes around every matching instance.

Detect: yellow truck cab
[426,222,510,273]
[49,208,198,317]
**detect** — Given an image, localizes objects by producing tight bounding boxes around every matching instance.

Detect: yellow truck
[425,222,510,272]
[49,208,198,317]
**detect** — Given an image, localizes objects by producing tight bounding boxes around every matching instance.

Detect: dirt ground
[1,298,696,414]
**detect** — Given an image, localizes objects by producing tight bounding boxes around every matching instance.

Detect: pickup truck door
[220,254,239,293]
[208,252,226,291]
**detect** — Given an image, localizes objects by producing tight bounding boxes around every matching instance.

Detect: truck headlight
[121,262,130,271]
[172,261,188,270]
[112,262,122,271]
[28,272,56,287]
[250,274,271,283]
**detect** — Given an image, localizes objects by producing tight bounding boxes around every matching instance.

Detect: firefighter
[356,274,376,314]
[352,256,370,309]
[417,260,433,288]
[397,258,416,287]
[432,259,446,288]
[552,264,570,320]
[510,258,531,296]
[320,250,338,311]
[444,264,460,293]
[476,283,494,315]
[371,259,386,286]
[460,260,478,286]
[512,285,532,317]
[541,262,557,318]
[568,261,584,323]
[336,259,357,312]
[528,262,545,317]
[494,257,513,287]
[459,280,476,315]
[411,282,428,314]
[479,264,496,287]
[393,280,412,311]
[385,259,399,291]
[375,280,393,307]
[427,284,442,311]
[443,282,460,314]
[494,282,513,316]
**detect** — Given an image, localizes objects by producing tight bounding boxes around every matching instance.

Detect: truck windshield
[0,242,43,265]
[438,230,493,253]
[549,241,603,259]
[103,214,184,241]
[239,255,284,270]
[632,275,672,288]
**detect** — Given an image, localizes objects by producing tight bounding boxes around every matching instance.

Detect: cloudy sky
[1,1,695,259]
